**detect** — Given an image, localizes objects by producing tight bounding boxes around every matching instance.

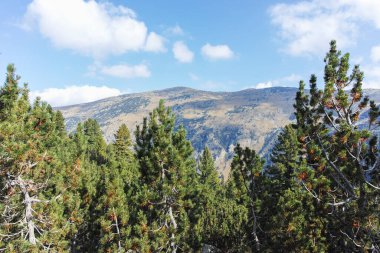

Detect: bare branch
[168,206,177,229]
[340,230,363,248]
[0,230,23,238]
[327,198,354,206]
[300,180,320,202]
[364,179,380,190]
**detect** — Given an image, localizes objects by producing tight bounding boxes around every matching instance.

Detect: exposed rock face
[58,87,380,177]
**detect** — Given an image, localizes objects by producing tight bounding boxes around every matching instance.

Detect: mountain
[58,87,380,177]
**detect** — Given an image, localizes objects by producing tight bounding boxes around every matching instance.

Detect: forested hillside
[0,41,379,252]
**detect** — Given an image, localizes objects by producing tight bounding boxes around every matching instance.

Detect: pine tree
[0,64,22,121]
[228,144,265,251]
[0,65,74,251]
[134,100,197,252]
[293,40,380,251]
[188,147,220,249]
[113,123,133,159]
[70,119,107,252]
[265,125,328,252]
[54,110,66,137]
[97,123,139,252]
[83,119,107,165]
[97,159,130,253]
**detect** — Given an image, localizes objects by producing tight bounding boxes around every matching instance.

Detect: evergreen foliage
[266,125,328,252]
[0,65,79,252]
[0,40,378,252]
[133,100,197,252]
[228,144,265,252]
[292,40,380,252]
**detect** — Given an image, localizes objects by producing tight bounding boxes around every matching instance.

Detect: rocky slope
[58,87,380,177]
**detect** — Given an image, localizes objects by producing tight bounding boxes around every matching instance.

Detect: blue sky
[0,0,380,106]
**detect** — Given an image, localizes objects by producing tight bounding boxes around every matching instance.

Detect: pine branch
[316,134,357,198]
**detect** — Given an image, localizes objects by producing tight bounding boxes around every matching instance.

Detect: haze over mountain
[59,87,380,177]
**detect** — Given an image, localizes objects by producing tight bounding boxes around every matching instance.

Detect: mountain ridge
[58,86,380,177]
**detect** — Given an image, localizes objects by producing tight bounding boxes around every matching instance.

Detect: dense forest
[0,41,379,252]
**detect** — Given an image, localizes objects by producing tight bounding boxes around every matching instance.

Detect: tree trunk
[18,176,36,245]
[113,208,122,253]
[169,206,177,253]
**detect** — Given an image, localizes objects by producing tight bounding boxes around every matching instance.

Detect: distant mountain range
[58,87,380,177]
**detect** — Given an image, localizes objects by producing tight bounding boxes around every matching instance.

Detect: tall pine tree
[0,64,75,251]
[293,40,380,251]
[228,144,265,251]
[133,100,197,252]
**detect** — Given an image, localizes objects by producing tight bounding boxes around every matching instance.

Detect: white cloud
[253,74,302,89]
[31,85,123,107]
[350,0,380,28]
[370,45,380,63]
[362,65,380,89]
[255,81,273,89]
[100,64,151,79]
[173,41,194,63]
[269,0,380,57]
[145,32,166,52]
[201,43,234,60]
[24,0,165,58]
